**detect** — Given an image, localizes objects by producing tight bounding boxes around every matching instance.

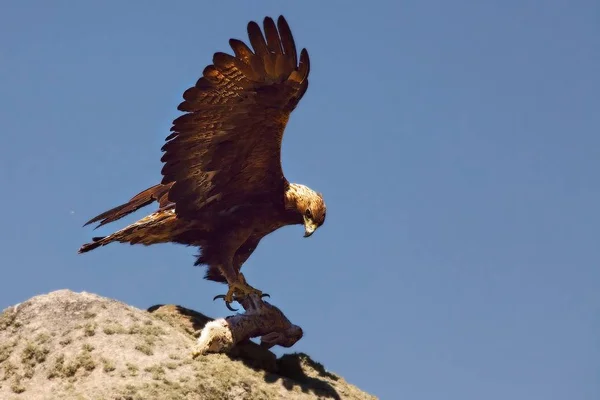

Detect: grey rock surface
[0,290,376,400]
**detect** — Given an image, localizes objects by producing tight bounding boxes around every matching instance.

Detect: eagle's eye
[305,208,312,218]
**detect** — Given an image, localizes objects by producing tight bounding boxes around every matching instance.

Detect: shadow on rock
[148,304,341,399]
[264,352,341,400]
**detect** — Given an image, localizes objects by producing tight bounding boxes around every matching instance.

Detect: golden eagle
[79,16,326,310]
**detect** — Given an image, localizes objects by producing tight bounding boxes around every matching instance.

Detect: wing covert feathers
[160,15,311,219]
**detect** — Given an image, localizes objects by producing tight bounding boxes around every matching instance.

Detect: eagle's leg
[213,234,269,309]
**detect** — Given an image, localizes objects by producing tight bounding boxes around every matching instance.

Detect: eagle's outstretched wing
[160,16,310,219]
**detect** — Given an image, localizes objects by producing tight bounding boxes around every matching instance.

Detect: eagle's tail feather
[78,236,107,253]
[83,183,172,229]
[78,209,177,254]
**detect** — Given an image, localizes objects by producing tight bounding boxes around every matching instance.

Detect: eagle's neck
[283,183,314,225]
[284,183,308,210]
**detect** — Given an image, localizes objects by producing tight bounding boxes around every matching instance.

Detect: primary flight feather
[79,16,326,308]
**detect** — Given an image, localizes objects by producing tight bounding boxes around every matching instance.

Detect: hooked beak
[303,216,317,238]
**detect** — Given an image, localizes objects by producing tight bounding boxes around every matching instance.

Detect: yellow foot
[213,274,270,311]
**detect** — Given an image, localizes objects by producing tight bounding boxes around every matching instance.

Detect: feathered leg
[211,233,269,310]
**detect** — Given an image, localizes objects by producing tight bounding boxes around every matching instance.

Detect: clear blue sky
[1,1,598,399]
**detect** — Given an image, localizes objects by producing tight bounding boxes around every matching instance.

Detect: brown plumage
[79,16,327,306]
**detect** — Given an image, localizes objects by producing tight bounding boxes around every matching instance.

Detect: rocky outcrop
[0,290,376,399]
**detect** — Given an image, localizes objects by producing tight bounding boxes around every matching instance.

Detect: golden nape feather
[79,16,326,309]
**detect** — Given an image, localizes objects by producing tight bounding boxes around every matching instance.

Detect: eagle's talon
[212,294,239,312]
[213,278,263,311]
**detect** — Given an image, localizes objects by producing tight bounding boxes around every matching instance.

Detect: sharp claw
[261,293,270,299]
[212,294,239,312]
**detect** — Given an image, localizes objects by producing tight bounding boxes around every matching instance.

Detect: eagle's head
[301,191,326,238]
[286,183,327,238]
